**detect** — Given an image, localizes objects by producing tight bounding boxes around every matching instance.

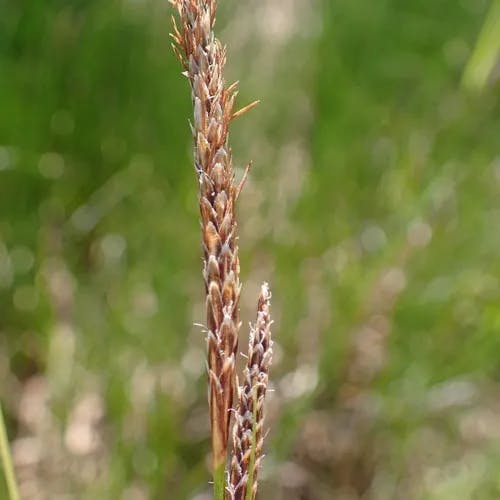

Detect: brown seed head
[171,0,241,471]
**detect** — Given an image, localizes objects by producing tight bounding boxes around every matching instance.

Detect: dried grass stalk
[169,0,251,482]
[229,283,273,500]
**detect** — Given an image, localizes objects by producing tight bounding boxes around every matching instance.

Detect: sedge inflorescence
[170,1,272,498]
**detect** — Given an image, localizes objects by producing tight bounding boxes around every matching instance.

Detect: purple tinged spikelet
[229,283,273,500]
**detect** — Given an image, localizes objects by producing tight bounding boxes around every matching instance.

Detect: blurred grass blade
[0,404,20,500]
[462,0,500,91]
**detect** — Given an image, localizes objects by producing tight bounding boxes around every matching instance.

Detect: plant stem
[214,462,226,500]
[0,403,20,500]
[244,388,259,500]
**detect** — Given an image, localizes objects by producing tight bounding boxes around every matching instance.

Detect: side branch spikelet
[229,283,273,500]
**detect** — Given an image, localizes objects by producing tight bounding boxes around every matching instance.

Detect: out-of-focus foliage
[463,0,500,91]
[0,0,499,499]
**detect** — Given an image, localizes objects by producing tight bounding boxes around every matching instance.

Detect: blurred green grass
[1,0,499,499]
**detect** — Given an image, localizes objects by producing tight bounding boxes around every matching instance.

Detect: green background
[1,0,499,498]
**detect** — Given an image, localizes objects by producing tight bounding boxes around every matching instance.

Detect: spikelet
[229,283,273,500]
[170,0,245,474]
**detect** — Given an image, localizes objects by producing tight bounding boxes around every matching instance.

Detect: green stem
[213,462,225,500]
[0,403,20,500]
[245,388,259,500]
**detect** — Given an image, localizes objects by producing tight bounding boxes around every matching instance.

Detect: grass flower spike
[170,1,271,498]
[170,0,240,488]
[229,283,273,500]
